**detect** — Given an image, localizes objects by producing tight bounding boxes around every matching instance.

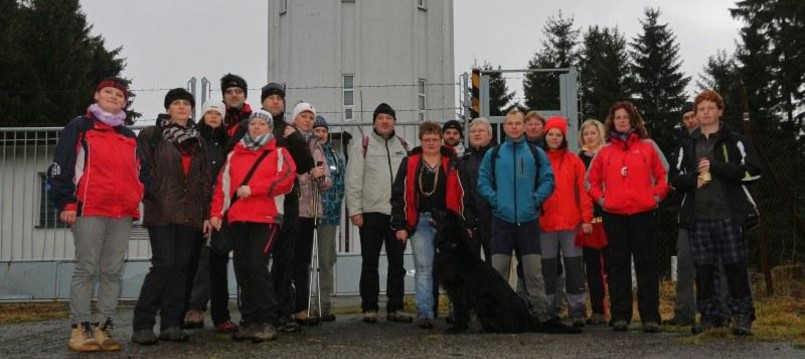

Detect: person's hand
[698,158,710,173]
[350,214,364,227]
[582,223,593,234]
[697,177,707,189]
[395,230,408,243]
[59,210,77,225]
[236,185,252,199]
[310,166,325,180]
[210,217,222,231]
[284,125,297,138]
[203,220,213,235]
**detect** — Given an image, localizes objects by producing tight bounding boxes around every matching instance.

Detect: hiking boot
[68,322,101,352]
[732,316,753,336]
[131,329,158,346]
[320,313,336,322]
[571,316,586,328]
[252,324,278,343]
[183,310,205,329]
[277,317,301,332]
[387,310,413,323]
[293,311,321,326]
[691,321,719,335]
[216,321,239,333]
[233,323,258,341]
[158,327,189,342]
[612,320,629,332]
[94,318,121,351]
[417,317,435,329]
[586,313,606,325]
[642,321,660,333]
[362,311,378,323]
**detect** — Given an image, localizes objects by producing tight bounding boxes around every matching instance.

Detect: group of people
[49,74,761,352]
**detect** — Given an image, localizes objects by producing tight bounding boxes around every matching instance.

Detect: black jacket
[198,121,228,186]
[458,143,493,230]
[669,124,762,228]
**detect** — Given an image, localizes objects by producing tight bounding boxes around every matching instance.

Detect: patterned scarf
[609,129,636,150]
[241,133,273,151]
[158,115,200,153]
[88,103,126,127]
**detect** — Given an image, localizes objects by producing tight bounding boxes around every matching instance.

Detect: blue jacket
[321,142,346,226]
[477,137,555,224]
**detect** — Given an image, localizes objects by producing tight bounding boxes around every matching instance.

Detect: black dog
[432,209,581,334]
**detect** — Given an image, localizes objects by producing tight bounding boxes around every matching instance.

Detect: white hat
[292,102,317,122]
[201,99,226,119]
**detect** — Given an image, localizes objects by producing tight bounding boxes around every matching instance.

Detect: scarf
[609,129,636,150]
[88,103,126,127]
[241,133,273,151]
[158,115,200,153]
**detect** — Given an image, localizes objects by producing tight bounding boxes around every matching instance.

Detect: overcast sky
[80,0,743,123]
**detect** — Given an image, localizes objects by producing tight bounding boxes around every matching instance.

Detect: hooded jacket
[477,137,555,224]
[210,137,296,224]
[48,114,144,218]
[540,149,593,232]
[587,133,669,215]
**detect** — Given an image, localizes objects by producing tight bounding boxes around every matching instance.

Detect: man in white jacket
[346,103,413,324]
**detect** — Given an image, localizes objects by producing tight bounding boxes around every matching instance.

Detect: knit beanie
[164,88,195,110]
[544,116,568,137]
[313,115,329,130]
[201,99,226,119]
[248,109,274,128]
[220,73,248,98]
[96,77,130,100]
[261,83,286,103]
[681,101,694,114]
[292,102,317,121]
[442,120,464,138]
[373,103,396,122]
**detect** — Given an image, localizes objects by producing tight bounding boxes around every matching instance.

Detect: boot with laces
[68,322,101,352]
[94,318,121,351]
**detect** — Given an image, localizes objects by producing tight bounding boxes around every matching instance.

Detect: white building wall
[267,0,455,123]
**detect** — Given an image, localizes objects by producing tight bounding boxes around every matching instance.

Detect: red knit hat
[96,77,130,100]
[544,116,568,137]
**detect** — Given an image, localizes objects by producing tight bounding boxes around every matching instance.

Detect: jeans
[410,213,436,319]
[69,216,132,324]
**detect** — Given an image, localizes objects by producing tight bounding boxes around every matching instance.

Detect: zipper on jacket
[513,142,519,225]
[384,137,394,189]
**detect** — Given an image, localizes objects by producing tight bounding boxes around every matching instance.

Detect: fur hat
[163,88,195,109]
[313,115,329,130]
[261,83,286,103]
[220,73,248,98]
[292,102,317,121]
[96,77,130,100]
[373,103,396,122]
[201,99,226,119]
[544,116,568,137]
[442,120,464,138]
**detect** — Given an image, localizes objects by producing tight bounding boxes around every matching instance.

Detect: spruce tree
[522,12,579,112]
[578,25,632,122]
[697,50,742,129]
[630,7,690,154]
[470,62,516,118]
[0,0,133,126]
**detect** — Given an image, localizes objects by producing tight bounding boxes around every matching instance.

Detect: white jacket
[345,129,409,216]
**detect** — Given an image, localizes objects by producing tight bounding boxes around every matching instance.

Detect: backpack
[362,134,410,158]
[488,141,542,191]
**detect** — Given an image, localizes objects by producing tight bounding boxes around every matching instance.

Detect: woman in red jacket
[587,101,669,333]
[539,116,592,328]
[209,110,297,342]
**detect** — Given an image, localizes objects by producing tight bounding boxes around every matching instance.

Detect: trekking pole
[308,175,323,319]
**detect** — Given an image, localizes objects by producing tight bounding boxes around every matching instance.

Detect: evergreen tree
[630,7,690,154]
[0,0,135,126]
[697,50,742,129]
[578,25,632,122]
[469,62,516,118]
[523,12,579,112]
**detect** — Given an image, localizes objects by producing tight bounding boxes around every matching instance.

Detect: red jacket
[210,138,296,224]
[587,133,669,215]
[540,150,592,232]
[48,116,144,219]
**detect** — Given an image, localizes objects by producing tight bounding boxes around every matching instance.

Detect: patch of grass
[0,302,69,324]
